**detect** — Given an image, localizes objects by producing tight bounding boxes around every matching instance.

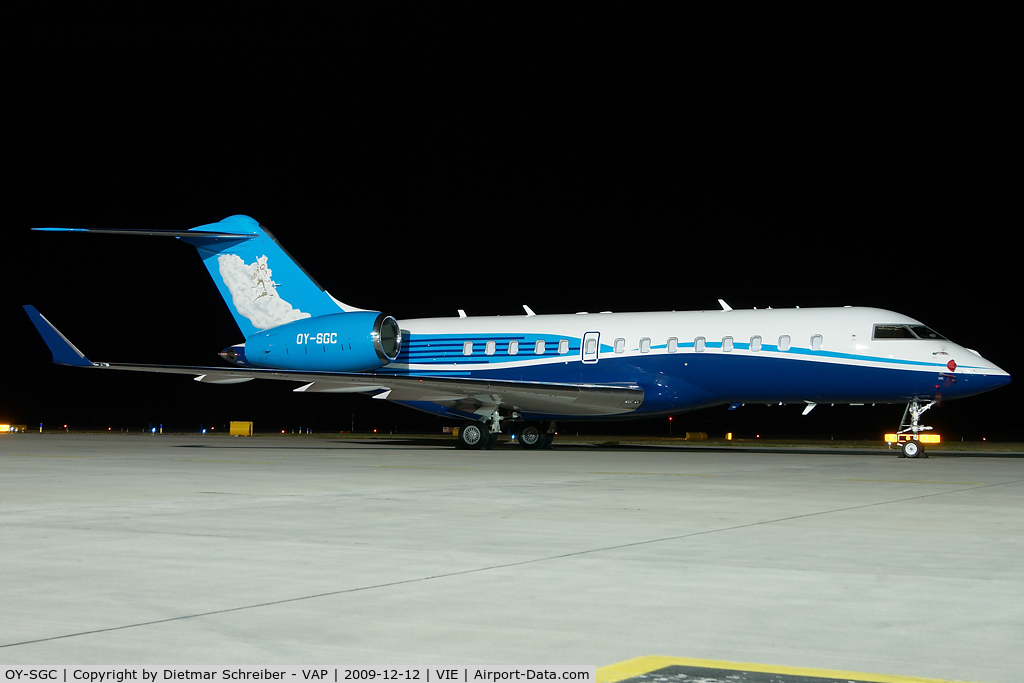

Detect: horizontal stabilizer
[33,216,367,338]
[33,227,258,246]
[22,306,93,367]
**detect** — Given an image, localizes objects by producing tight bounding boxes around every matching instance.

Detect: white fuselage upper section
[392,306,1006,379]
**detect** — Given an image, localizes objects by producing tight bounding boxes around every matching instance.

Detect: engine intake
[372,313,402,363]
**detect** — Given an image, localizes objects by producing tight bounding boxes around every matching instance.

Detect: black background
[3,8,1019,439]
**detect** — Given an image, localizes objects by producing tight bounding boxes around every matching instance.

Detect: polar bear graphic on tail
[217,254,311,331]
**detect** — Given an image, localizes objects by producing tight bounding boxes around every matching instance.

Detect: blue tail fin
[181,216,359,338]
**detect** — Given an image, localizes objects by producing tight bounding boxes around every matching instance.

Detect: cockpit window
[908,325,947,340]
[873,324,947,340]
[873,325,916,339]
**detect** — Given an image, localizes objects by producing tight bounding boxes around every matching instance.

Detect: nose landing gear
[896,399,936,458]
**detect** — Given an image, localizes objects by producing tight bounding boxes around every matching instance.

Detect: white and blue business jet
[24,215,1010,456]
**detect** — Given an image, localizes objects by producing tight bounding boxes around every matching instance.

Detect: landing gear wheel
[902,440,922,458]
[518,424,544,449]
[457,423,486,450]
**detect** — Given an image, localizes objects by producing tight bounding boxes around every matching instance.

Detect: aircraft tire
[902,440,922,458]
[457,423,486,450]
[518,423,544,449]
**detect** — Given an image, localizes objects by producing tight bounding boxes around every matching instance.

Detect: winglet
[22,306,94,367]
[718,299,733,312]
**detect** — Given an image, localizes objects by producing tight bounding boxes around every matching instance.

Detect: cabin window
[640,337,651,353]
[614,338,625,354]
[558,339,569,354]
[779,335,791,351]
[508,340,519,355]
[810,334,823,350]
[873,324,915,339]
[585,338,598,355]
[750,335,762,352]
[534,340,546,355]
[694,336,706,353]
[722,336,734,352]
[463,341,473,356]
[485,340,496,356]
[667,337,678,353]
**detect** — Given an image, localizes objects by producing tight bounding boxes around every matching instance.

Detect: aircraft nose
[956,348,1011,385]
[981,355,1011,385]
[946,348,1010,397]
[973,362,1011,393]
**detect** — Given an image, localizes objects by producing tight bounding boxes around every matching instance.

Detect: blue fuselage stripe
[379,347,1007,418]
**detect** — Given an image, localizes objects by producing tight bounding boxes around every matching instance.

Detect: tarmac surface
[1,434,1022,682]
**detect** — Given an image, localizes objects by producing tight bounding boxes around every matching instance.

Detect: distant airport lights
[1,425,35,432]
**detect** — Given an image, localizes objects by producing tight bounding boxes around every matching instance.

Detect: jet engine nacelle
[244,312,402,372]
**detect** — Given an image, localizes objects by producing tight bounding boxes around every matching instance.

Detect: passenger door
[582,331,600,364]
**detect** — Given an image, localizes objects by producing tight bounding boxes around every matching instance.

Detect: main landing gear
[454,414,556,450]
[515,421,556,450]
[895,399,936,458]
[455,422,490,450]
[455,411,502,450]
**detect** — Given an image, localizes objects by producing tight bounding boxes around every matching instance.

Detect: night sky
[4,9,1019,439]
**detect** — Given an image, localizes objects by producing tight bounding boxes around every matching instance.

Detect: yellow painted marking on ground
[373,465,477,470]
[845,478,982,485]
[597,655,980,683]
[592,471,716,477]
